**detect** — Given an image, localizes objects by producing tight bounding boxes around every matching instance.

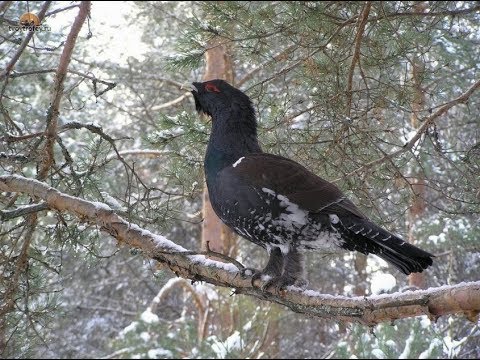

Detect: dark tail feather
[335,217,434,275]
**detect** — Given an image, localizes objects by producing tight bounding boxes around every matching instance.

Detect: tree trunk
[201,37,237,257]
[408,56,427,289]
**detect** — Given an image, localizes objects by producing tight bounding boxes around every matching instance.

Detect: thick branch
[1,174,479,325]
[38,1,91,180]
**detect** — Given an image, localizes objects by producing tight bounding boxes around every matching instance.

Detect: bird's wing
[216,153,366,219]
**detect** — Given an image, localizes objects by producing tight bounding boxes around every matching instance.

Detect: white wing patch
[261,187,308,228]
[299,231,344,252]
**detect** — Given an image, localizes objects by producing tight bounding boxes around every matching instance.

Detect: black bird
[191,79,434,290]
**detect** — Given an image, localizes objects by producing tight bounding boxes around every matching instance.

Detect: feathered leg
[262,248,308,291]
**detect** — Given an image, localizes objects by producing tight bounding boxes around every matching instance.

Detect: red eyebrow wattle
[205,83,220,93]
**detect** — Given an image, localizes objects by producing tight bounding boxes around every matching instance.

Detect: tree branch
[0,202,49,221]
[37,1,91,180]
[1,174,479,325]
[236,44,297,87]
[0,1,12,13]
[9,68,116,89]
[336,77,480,182]
[150,92,190,111]
[346,2,371,117]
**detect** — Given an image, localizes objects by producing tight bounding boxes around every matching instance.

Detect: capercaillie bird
[191,79,434,290]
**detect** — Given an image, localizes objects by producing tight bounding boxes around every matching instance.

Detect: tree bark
[408,55,427,289]
[201,37,237,257]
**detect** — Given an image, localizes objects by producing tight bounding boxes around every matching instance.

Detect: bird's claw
[261,276,309,293]
[240,268,308,292]
[240,267,260,284]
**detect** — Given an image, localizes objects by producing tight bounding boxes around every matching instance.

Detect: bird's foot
[240,267,308,292]
[240,267,263,286]
[261,276,309,293]
[239,268,282,288]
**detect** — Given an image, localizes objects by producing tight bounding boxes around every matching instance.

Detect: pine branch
[336,77,480,182]
[1,174,479,326]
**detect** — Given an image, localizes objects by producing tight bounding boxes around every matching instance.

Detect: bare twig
[45,3,79,17]
[9,68,116,88]
[248,15,358,92]
[151,92,190,111]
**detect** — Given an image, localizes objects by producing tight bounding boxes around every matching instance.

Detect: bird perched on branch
[191,79,434,291]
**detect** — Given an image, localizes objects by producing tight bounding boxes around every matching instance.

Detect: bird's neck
[205,108,261,179]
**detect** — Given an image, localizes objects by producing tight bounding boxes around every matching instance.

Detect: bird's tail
[334,217,434,274]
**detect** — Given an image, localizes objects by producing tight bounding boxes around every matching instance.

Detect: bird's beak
[191,82,201,92]
[180,82,199,92]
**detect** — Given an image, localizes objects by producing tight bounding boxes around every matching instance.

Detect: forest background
[0,1,479,358]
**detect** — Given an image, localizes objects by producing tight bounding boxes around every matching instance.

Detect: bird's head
[191,79,254,120]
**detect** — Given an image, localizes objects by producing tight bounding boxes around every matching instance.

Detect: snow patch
[370,273,396,295]
[209,331,243,358]
[371,348,387,359]
[140,308,159,324]
[147,348,173,358]
[140,331,151,342]
[419,338,441,359]
[120,321,138,337]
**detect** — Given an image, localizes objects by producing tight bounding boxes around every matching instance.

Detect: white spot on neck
[232,156,245,168]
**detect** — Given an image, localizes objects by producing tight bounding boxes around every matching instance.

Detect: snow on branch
[1,174,479,325]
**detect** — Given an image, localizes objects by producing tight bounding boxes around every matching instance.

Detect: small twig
[9,69,116,88]
[247,15,358,92]
[0,1,13,13]
[150,92,190,111]
[45,3,79,17]
[0,202,49,221]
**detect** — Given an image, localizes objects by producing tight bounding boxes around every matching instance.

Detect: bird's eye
[205,83,220,93]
